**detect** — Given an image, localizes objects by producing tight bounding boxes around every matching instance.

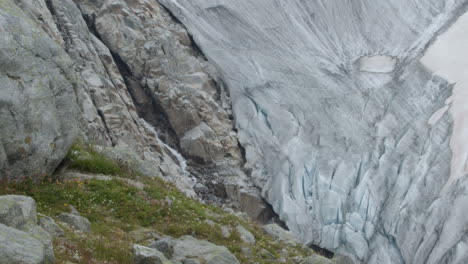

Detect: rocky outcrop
[159,1,468,263]
[0,0,252,201]
[72,0,241,164]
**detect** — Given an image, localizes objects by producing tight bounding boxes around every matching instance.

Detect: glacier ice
[159,0,468,263]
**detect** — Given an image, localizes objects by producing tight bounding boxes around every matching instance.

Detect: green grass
[0,143,314,263]
[65,142,138,179]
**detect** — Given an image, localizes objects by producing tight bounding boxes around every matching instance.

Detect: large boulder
[22,224,54,264]
[58,213,91,233]
[0,0,79,180]
[0,195,37,229]
[171,236,240,264]
[0,223,45,264]
[133,244,173,264]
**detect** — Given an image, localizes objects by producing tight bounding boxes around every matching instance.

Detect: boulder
[0,0,79,180]
[238,189,275,223]
[263,224,296,244]
[39,216,65,237]
[172,236,240,264]
[133,244,172,264]
[0,195,54,263]
[259,249,274,259]
[220,226,231,238]
[0,195,37,229]
[129,227,161,243]
[300,255,335,264]
[57,213,91,233]
[149,238,175,259]
[236,225,255,244]
[332,254,357,264]
[22,224,54,264]
[182,259,200,264]
[0,223,45,264]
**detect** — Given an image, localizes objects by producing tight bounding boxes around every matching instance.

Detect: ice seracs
[160,0,468,263]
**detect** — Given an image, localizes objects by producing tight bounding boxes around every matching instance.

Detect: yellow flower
[64,204,68,207]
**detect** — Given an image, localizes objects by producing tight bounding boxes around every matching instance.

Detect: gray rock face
[58,213,91,233]
[160,1,468,263]
[2,0,246,199]
[0,0,79,180]
[0,223,45,264]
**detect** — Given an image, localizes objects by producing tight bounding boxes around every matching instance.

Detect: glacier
[159,0,468,263]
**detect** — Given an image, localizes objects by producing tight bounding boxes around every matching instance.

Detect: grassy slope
[0,143,314,263]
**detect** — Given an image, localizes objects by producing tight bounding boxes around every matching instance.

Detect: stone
[300,255,335,264]
[57,213,91,233]
[39,216,64,237]
[129,227,160,243]
[0,196,54,263]
[204,219,215,227]
[68,205,80,215]
[259,249,274,259]
[278,257,287,263]
[171,236,240,264]
[22,224,55,264]
[221,226,231,238]
[0,223,45,264]
[182,259,200,264]
[262,224,296,244]
[238,189,275,223]
[149,238,175,259]
[0,195,37,229]
[193,183,209,193]
[241,247,252,256]
[332,254,357,264]
[133,244,172,264]
[236,225,255,244]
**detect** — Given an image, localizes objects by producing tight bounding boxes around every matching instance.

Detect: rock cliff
[0,0,250,201]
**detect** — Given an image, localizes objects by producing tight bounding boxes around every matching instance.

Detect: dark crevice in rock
[45,0,72,52]
[307,243,335,259]
[160,4,204,57]
[96,109,115,147]
[81,13,181,150]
